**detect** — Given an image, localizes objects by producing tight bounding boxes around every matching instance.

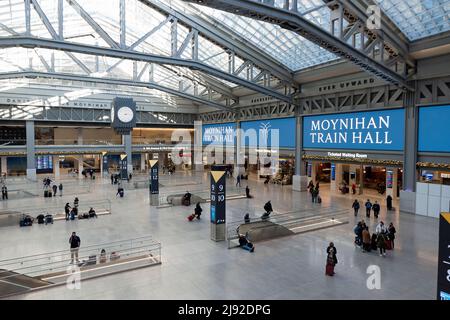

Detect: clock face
[117,106,134,123]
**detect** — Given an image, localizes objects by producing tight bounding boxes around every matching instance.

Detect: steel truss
[184,0,415,90]
[198,101,295,123]
[0,0,296,110]
[0,104,195,125]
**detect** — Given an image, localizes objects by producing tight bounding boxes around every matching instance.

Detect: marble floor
[0,171,439,300]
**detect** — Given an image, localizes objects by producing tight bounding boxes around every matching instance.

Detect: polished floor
[0,171,439,300]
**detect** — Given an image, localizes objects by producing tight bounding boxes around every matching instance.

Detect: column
[393,168,398,199]
[193,120,204,171]
[140,153,146,172]
[1,157,7,176]
[311,162,319,184]
[53,156,60,179]
[123,134,133,174]
[358,164,364,195]
[77,128,83,179]
[78,156,83,179]
[26,121,36,181]
[350,164,357,196]
[292,115,308,191]
[400,86,418,213]
[235,121,244,177]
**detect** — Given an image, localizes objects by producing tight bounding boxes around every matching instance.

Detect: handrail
[0,235,154,265]
[227,208,348,240]
[0,243,160,279]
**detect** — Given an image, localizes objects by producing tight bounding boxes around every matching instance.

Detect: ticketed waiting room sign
[303,109,405,151]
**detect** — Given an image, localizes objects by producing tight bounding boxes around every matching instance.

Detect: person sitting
[261,201,273,220]
[74,197,79,208]
[244,213,250,224]
[88,207,97,218]
[238,232,255,252]
[69,208,76,220]
[182,191,191,206]
[194,203,202,219]
[99,249,107,263]
[116,185,124,197]
[245,186,252,198]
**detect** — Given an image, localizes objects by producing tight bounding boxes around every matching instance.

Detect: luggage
[85,255,96,266]
[385,239,392,250]
[37,214,45,224]
[317,196,322,203]
[48,191,52,197]
[325,263,335,276]
[110,252,120,261]
[89,211,96,218]
[70,212,75,220]
[45,214,53,224]
[187,214,195,221]
[44,190,49,197]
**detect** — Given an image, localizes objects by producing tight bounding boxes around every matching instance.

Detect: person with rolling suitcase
[325,242,337,276]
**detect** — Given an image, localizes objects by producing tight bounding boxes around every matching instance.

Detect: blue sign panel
[331,164,336,181]
[303,109,405,151]
[419,105,450,152]
[202,122,236,146]
[240,117,296,148]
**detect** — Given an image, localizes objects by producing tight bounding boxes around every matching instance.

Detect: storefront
[302,108,405,198]
[414,104,450,217]
[240,117,296,183]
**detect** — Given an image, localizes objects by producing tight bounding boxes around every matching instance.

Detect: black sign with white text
[437,213,450,300]
[210,167,226,225]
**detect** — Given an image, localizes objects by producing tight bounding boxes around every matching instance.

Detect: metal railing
[226,207,349,248]
[0,236,161,295]
[0,199,112,227]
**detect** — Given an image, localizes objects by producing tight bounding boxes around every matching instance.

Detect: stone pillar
[77,127,83,145]
[293,115,308,192]
[140,153,146,173]
[123,134,133,174]
[53,156,60,179]
[359,164,364,195]
[193,120,204,172]
[1,157,7,176]
[26,121,36,181]
[78,156,84,179]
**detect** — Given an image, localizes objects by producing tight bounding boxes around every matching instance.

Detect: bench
[166,194,205,206]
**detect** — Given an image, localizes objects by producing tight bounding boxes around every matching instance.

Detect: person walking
[377,232,387,257]
[236,174,241,188]
[372,201,381,218]
[388,222,397,249]
[386,195,393,211]
[1,185,8,200]
[52,184,58,197]
[69,232,81,264]
[58,183,63,196]
[64,203,71,220]
[352,199,360,216]
[351,183,356,195]
[362,227,371,252]
[365,199,372,218]
[110,173,114,185]
[325,242,338,276]
[194,203,202,220]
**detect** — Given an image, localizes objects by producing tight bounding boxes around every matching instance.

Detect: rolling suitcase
[385,239,392,250]
[325,263,334,276]
[187,214,195,221]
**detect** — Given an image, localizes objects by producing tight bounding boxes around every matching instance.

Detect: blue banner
[419,105,450,152]
[202,122,236,146]
[240,117,296,148]
[331,163,336,181]
[303,109,405,151]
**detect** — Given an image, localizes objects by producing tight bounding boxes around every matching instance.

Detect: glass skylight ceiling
[185,0,339,71]
[374,0,450,40]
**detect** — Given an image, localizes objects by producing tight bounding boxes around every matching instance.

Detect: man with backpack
[365,199,372,218]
